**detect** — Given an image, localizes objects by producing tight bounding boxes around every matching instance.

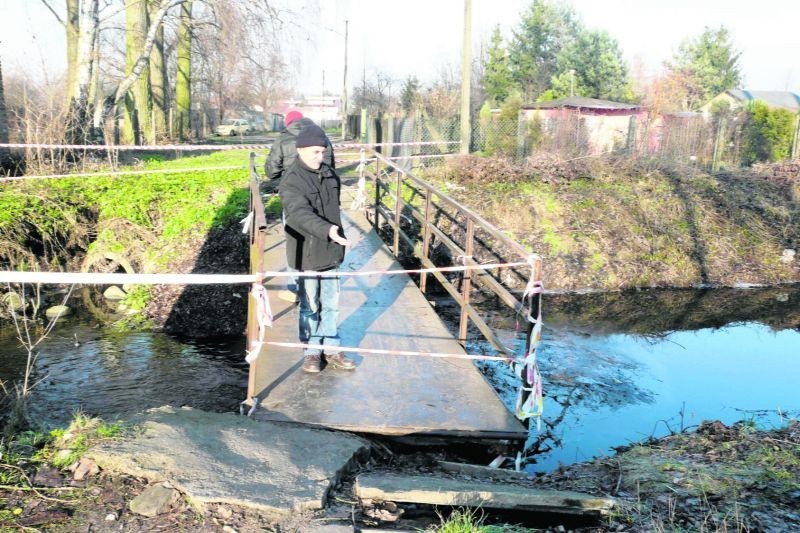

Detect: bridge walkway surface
[247,207,526,441]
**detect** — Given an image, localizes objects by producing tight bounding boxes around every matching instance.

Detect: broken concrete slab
[88,406,371,518]
[354,473,615,516]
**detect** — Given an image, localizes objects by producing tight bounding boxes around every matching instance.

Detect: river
[473,285,800,472]
[2,286,798,475]
[0,306,247,429]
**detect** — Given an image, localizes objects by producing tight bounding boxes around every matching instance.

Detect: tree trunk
[122,0,152,145]
[0,60,10,169]
[66,0,99,144]
[89,18,103,132]
[66,0,80,103]
[148,0,167,141]
[175,0,193,140]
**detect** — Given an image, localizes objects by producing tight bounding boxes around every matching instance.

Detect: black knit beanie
[295,124,328,148]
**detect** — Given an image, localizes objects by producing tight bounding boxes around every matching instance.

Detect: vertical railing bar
[393,169,402,256]
[373,158,381,230]
[420,189,433,293]
[459,218,475,344]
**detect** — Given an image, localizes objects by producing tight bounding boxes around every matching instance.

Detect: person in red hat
[265,110,334,181]
[265,110,335,303]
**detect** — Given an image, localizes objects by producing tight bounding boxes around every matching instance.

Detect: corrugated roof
[521,96,641,111]
[727,90,800,111]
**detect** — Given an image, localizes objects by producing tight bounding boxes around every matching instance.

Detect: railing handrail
[371,150,530,261]
[363,148,540,357]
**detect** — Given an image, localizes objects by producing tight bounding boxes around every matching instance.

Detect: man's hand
[328,225,349,247]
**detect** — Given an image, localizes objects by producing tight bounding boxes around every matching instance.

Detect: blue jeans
[298,273,340,356]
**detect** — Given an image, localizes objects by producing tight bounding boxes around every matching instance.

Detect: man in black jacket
[279,123,355,374]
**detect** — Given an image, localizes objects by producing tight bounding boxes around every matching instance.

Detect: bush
[741,100,797,166]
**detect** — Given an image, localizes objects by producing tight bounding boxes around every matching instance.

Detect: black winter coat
[265,117,334,180]
[279,158,345,272]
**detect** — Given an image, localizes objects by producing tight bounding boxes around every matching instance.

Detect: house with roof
[700,90,800,116]
[520,96,646,155]
[271,96,342,130]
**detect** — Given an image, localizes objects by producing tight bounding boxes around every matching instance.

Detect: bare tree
[351,70,395,117]
[2,283,75,436]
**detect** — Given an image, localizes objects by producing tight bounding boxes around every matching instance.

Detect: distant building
[271,96,342,129]
[520,97,646,154]
[701,90,800,115]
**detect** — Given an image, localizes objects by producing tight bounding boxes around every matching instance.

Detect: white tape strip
[265,341,512,362]
[0,261,528,286]
[0,140,460,151]
[0,166,246,183]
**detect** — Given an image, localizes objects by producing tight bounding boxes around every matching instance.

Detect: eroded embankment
[0,151,257,336]
[428,156,800,291]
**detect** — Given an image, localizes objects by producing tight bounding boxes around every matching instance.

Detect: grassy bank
[428,156,800,291]
[1,150,256,327]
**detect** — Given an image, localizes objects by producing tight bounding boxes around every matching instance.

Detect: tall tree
[665,26,742,110]
[549,29,632,102]
[400,75,420,114]
[175,0,193,140]
[483,25,512,104]
[122,0,153,144]
[508,0,580,101]
[42,0,100,143]
[65,0,80,103]
[148,0,168,140]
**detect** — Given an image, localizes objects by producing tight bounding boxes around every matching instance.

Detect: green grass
[429,508,528,533]
[1,150,253,316]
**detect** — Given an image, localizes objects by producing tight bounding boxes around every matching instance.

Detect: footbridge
[244,145,543,441]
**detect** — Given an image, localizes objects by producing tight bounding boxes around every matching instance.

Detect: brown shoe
[302,354,322,373]
[326,353,356,370]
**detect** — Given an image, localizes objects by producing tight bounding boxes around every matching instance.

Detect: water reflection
[0,311,247,429]
[477,285,800,473]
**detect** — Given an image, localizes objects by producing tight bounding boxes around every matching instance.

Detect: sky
[1,0,798,98]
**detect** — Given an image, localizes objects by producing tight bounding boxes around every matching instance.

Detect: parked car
[214,119,250,136]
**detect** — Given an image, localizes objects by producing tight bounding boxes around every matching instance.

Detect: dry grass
[426,156,800,290]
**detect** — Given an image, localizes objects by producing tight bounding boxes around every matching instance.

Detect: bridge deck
[248,209,526,440]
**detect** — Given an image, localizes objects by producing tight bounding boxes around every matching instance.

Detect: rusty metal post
[373,158,381,230]
[420,189,433,293]
[458,218,475,343]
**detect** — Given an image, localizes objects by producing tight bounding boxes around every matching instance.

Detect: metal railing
[360,149,541,356]
[246,152,268,400]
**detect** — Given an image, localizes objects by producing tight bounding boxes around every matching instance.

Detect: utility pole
[460,0,472,154]
[341,20,348,141]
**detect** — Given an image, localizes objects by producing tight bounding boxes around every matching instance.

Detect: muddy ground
[2,419,798,531]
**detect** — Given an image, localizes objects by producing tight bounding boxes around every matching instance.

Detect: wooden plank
[437,461,533,481]
[248,210,526,440]
[354,473,616,516]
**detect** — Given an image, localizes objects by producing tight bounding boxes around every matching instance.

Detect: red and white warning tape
[0,165,246,183]
[0,260,529,286]
[0,140,459,152]
[264,341,513,362]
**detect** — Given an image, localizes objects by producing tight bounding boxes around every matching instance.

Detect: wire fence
[470,111,799,170]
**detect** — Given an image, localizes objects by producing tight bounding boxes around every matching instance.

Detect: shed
[520,97,646,155]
